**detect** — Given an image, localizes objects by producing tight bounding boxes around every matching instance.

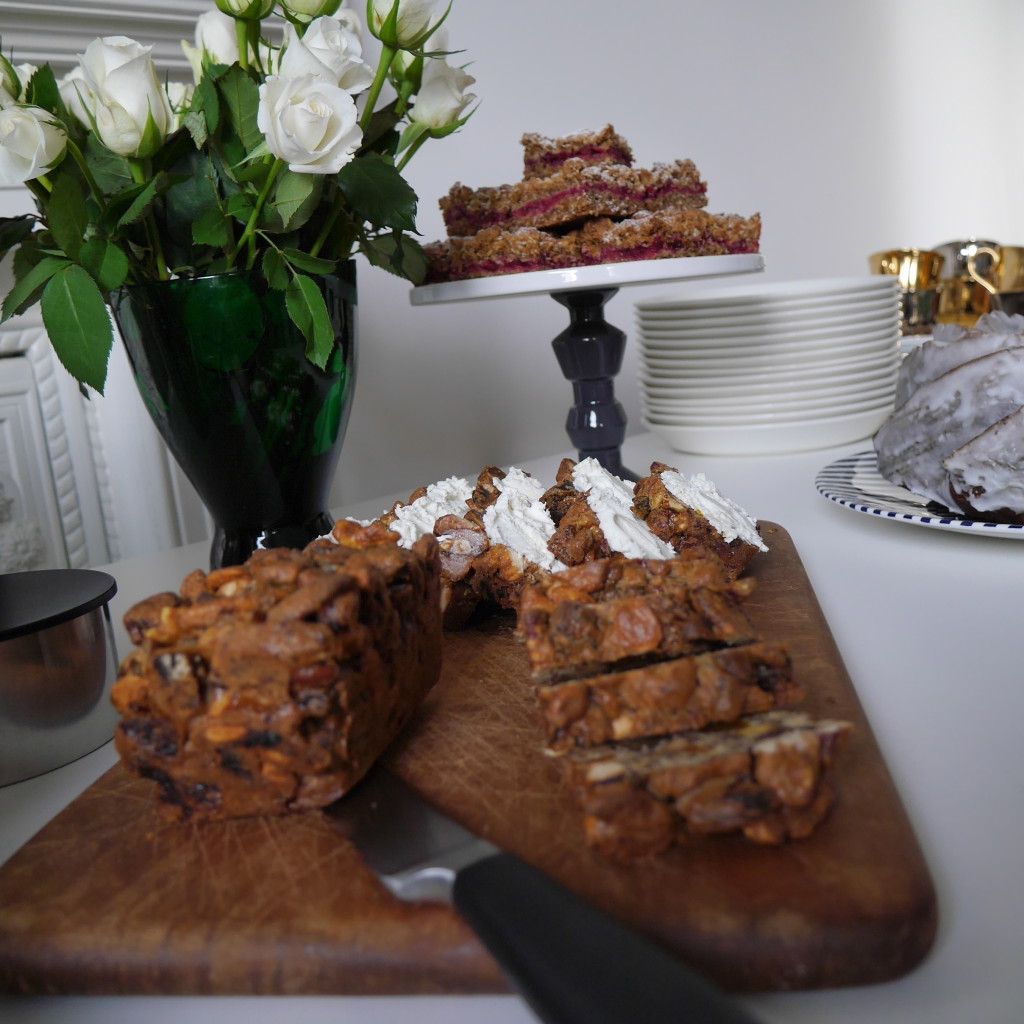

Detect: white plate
[637,348,900,383]
[638,327,897,360]
[635,295,899,330]
[639,356,898,381]
[636,316,900,347]
[638,330,899,368]
[644,406,890,456]
[642,393,894,427]
[639,361,898,398]
[642,381,896,416]
[635,275,896,313]
[636,317,900,348]
[815,450,1024,537]
[408,253,764,304]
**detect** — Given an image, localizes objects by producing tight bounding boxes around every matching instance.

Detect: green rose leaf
[193,205,232,248]
[226,191,256,222]
[217,65,262,158]
[0,216,36,262]
[160,149,235,262]
[396,120,429,157]
[83,133,133,194]
[286,273,334,368]
[78,239,129,293]
[281,247,336,275]
[40,264,113,394]
[183,109,209,150]
[337,153,418,231]
[262,248,289,290]
[117,173,164,228]
[46,173,89,261]
[363,230,428,284]
[360,105,402,155]
[191,70,221,141]
[1,255,69,322]
[24,63,64,118]
[266,169,320,233]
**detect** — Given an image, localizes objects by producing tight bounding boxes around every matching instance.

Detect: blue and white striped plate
[815,450,1024,538]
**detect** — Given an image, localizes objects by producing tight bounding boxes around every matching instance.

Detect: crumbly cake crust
[521,124,634,179]
[517,556,758,684]
[425,125,760,283]
[112,537,442,821]
[536,641,800,753]
[424,209,761,283]
[564,711,852,860]
[633,461,762,579]
[440,158,707,236]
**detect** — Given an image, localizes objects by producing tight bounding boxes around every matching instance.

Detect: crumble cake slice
[440,158,707,236]
[517,555,758,684]
[632,461,768,579]
[424,209,761,283]
[536,641,800,753]
[521,124,634,178]
[564,711,852,861]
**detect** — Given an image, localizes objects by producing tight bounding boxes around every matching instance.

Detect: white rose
[0,59,37,104]
[371,0,440,48]
[409,58,475,129]
[279,16,373,94]
[165,81,195,127]
[215,0,274,18]
[0,105,67,185]
[78,36,173,158]
[58,66,95,125]
[183,9,241,80]
[280,0,342,17]
[257,73,362,174]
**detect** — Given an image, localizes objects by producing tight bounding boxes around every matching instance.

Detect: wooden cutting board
[0,524,937,996]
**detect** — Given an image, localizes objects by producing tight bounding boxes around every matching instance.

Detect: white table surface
[2,431,1021,1024]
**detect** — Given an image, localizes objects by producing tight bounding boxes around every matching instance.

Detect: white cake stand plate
[409,254,765,479]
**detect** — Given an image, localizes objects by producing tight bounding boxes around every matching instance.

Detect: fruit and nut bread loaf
[112,531,442,821]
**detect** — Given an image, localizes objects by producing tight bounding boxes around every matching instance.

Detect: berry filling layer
[529,145,634,174]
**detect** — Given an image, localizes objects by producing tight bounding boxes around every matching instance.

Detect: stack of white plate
[635,276,902,455]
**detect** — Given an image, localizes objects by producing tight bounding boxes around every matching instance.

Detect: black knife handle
[452,851,763,1024]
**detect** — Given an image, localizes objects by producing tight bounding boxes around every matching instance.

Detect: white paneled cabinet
[0,1,215,565]
[0,356,64,570]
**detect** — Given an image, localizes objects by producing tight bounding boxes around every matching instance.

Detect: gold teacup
[932,239,998,279]
[868,248,945,291]
[935,277,992,327]
[967,245,1024,295]
[899,288,940,334]
[991,290,1024,317]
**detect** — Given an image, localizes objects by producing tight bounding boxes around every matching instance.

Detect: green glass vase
[110,265,357,569]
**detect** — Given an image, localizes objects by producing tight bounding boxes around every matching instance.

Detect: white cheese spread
[659,469,767,551]
[390,475,473,548]
[483,467,566,572]
[571,458,676,559]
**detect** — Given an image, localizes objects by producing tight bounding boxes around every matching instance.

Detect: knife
[326,764,763,1024]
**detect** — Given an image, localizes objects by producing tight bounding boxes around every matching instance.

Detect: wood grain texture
[0,525,937,995]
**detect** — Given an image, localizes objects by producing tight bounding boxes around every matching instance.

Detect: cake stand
[410,254,764,479]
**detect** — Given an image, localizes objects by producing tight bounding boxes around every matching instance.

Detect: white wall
[5,0,1024,547]
[332,0,1024,512]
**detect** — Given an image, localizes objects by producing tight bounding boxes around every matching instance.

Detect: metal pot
[0,569,118,785]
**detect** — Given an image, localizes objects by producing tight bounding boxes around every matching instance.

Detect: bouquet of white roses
[0,0,476,393]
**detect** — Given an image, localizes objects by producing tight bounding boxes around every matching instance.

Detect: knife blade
[325,763,763,1024]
